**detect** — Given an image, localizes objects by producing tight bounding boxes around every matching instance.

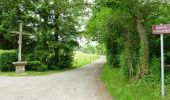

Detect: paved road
[0,56,112,100]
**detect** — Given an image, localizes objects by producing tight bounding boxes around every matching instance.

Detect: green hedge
[26,61,47,72]
[0,50,17,72]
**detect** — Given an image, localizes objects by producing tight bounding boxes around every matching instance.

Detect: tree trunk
[123,33,134,79]
[136,19,149,76]
[54,31,59,66]
[54,14,60,66]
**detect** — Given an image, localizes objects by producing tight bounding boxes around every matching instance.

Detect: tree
[86,0,170,80]
[0,0,87,70]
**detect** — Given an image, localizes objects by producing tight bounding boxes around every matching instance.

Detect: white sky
[77,37,98,47]
[77,0,97,47]
[85,0,95,3]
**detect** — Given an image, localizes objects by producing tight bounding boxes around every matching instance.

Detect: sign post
[152,24,170,97]
[160,34,164,97]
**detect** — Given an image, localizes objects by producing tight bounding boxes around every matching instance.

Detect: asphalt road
[0,56,112,100]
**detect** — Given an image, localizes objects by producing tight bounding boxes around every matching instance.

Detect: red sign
[152,24,170,34]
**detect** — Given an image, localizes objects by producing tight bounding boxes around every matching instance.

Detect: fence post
[75,59,77,64]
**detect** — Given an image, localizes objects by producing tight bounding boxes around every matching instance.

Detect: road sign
[152,24,170,97]
[152,24,170,34]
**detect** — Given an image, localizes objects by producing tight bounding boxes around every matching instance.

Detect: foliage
[89,1,170,98]
[0,51,98,76]
[86,0,170,81]
[0,0,88,70]
[101,64,163,100]
[95,43,106,55]
[0,50,17,72]
[26,61,47,72]
[149,56,160,81]
[78,45,96,54]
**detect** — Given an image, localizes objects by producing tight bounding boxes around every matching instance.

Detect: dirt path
[0,56,112,100]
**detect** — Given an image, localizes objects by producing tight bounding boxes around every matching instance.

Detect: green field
[73,51,99,67]
[101,64,170,100]
[0,51,99,76]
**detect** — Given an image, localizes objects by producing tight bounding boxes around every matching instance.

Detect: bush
[36,64,47,72]
[46,55,59,70]
[26,61,47,72]
[47,52,74,69]
[149,56,160,81]
[58,52,73,69]
[47,46,74,70]
[0,50,17,72]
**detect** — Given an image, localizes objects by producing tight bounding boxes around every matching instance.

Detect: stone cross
[10,23,30,73]
[10,23,24,62]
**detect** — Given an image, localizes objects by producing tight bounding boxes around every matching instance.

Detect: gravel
[0,56,112,100]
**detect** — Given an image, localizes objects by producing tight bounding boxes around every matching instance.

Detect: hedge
[0,50,17,72]
[26,61,47,72]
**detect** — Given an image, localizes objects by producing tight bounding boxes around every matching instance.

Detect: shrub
[0,50,17,72]
[46,51,74,69]
[46,45,74,70]
[58,52,73,69]
[26,61,47,72]
[149,56,160,81]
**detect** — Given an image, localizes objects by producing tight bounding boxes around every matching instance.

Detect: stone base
[13,62,27,74]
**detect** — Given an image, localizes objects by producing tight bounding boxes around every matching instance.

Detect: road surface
[0,56,112,100]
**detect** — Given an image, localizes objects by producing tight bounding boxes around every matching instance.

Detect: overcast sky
[77,0,97,47]
[86,0,95,3]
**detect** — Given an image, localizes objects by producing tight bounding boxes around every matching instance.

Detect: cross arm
[9,31,20,34]
[9,31,32,36]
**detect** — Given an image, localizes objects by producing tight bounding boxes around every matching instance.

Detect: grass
[0,51,99,76]
[73,51,99,67]
[100,64,170,100]
[0,68,74,76]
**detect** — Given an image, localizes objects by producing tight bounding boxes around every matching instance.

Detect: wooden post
[76,59,77,64]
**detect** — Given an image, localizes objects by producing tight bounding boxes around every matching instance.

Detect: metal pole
[160,0,165,97]
[18,23,22,62]
[161,34,164,97]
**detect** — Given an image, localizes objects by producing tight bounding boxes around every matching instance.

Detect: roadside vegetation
[0,51,98,76]
[73,51,99,67]
[86,0,170,99]
[101,64,165,100]
[0,0,89,72]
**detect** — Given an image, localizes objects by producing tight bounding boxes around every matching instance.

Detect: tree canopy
[86,0,170,80]
[0,0,88,70]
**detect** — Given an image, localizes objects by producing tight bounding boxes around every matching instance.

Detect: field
[0,51,99,76]
[100,64,170,100]
[73,51,99,67]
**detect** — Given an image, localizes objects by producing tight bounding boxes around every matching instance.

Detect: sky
[86,0,95,3]
[77,0,97,47]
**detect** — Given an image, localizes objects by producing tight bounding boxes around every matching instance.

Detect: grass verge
[0,67,74,76]
[100,64,170,100]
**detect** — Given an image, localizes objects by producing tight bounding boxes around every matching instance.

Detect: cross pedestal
[13,62,27,74]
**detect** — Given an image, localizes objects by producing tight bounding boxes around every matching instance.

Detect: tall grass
[100,64,169,100]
